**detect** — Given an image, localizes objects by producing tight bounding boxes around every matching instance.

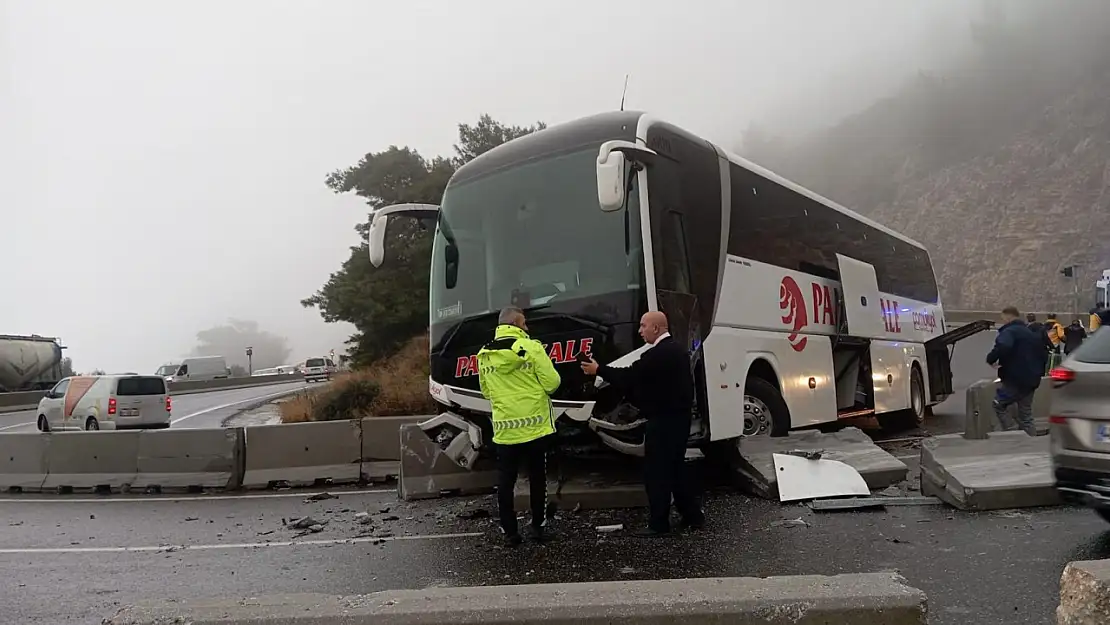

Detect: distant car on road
[1049,328,1110,523]
[36,374,172,432]
[301,358,335,383]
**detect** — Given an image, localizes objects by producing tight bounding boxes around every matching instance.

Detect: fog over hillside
[742,0,1110,312]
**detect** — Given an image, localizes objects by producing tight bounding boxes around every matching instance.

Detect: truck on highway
[367,111,987,462]
[0,334,65,392]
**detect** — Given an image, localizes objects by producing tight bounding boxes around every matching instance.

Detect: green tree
[193,319,292,371]
[302,115,545,366]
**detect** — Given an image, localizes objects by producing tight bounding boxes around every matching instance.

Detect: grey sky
[2,0,975,374]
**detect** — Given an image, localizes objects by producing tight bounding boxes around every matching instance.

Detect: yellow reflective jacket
[477,324,561,445]
[1046,320,1065,346]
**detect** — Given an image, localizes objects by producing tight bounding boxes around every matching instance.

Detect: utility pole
[245,346,254,376]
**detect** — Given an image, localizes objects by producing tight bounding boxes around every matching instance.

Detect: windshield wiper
[526,307,610,333]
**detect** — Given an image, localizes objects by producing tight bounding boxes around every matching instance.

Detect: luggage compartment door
[835,254,885,339]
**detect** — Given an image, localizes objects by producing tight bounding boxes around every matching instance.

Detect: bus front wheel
[743,377,790,438]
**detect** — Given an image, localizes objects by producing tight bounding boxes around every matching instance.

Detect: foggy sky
[1,0,977,374]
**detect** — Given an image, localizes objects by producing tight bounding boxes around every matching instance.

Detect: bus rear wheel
[743,377,791,438]
[879,367,926,433]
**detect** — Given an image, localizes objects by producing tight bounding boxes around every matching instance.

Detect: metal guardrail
[0,373,305,414]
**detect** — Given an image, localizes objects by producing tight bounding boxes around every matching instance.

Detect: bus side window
[664,210,693,294]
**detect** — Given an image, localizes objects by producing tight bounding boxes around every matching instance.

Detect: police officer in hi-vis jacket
[477,306,561,546]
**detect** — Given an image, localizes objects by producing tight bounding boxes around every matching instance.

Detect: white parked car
[37,374,172,432]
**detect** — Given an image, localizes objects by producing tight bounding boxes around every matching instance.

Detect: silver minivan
[37,374,172,432]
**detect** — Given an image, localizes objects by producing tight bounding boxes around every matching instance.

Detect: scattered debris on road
[596,524,623,533]
[287,516,325,530]
[457,508,490,520]
[770,517,809,529]
[783,449,823,461]
[305,492,338,502]
[809,496,943,512]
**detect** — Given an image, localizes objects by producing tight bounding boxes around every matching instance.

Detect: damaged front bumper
[427,378,647,459]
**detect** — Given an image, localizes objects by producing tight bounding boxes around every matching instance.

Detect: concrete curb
[1058,559,1110,624]
[103,573,929,624]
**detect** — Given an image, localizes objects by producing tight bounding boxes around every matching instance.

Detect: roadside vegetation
[279,333,435,423]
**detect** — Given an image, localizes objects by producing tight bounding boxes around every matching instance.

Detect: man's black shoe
[632,527,670,538]
[504,533,523,547]
[526,525,550,543]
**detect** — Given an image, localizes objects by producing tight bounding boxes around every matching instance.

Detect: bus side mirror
[445,243,459,289]
[596,140,658,212]
[368,212,389,268]
[597,150,627,212]
[367,203,441,267]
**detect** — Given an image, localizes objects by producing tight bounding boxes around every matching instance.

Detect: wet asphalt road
[0,381,307,433]
[1,486,1104,625]
[2,327,1045,624]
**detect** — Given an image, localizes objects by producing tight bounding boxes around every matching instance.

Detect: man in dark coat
[581,311,705,536]
[987,307,1044,436]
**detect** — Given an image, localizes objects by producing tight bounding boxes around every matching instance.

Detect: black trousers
[644,426,702,532]
[495,435,550,536]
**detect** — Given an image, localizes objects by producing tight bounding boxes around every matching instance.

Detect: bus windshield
[430,146,643,324]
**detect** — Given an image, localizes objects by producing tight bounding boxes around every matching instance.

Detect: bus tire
[880,367,926,432]
[744,377,791,438]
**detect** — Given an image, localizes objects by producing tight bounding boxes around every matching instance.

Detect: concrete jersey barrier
[104,573,929,624]
[0,373,306,414]
[1058,559,1110,624]
[241,419,363,488]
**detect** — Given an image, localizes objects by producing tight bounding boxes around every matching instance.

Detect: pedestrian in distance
[476,306,561,547]
[580,311,705,537]
[1045,313,1066,371]
[986,306,1044,437]
[1064,318,1087,355]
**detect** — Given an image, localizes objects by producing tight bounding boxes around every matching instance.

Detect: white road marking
[0,488,394,504]
[170,385,304,425]
[0,532,483,555]
[0,421,33,432]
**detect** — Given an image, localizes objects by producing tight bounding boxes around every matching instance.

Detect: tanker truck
[0,334,65,392]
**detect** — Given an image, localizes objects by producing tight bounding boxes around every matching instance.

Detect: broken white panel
[773,453,870,503]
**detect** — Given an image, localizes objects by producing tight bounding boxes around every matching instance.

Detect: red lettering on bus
[455,338,595,378]
[780,276,809,351]
[821,285,835,326]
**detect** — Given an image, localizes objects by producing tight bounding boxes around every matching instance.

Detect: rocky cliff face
[748,2,1110,312]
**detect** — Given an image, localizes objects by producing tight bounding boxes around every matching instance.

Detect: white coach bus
[367,111,986,457]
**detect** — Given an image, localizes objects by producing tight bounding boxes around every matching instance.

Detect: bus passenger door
[835,254,886,339]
